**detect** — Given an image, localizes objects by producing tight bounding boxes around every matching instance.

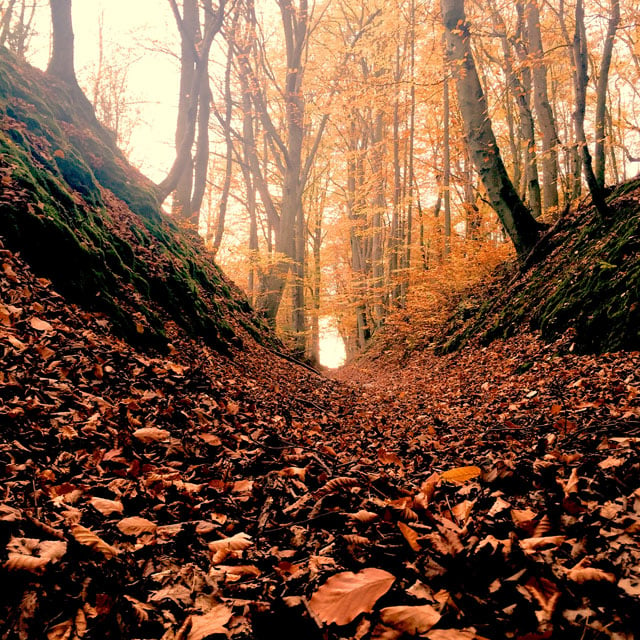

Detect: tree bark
[573,0,608,217]
[594,0,620,188]
[47,0,78,87]
[441,0,541,257]
[525,0,560,212]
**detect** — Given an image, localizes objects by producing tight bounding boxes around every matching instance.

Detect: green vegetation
[0,48,267,351]
[440,178,640,354]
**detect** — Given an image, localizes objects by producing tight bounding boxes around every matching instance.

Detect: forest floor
[2,240,640,640]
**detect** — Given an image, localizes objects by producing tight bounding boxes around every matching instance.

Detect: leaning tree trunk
[441,0,541,257]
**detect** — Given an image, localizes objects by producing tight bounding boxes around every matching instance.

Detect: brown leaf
[5,537,67,574]
[187,604,233,640]
[519,536,566,553]
[426,629,479,639]
[47,619,74,640]
[308,568,395,626]
[397,522,421,552]
[132,427,170,443]
[30,316,54,332]
[441,465,481,483]
[314,476,360,498]
[566,566,616,584]
[208,532,252,553]
[90,497,124,516]
[70,524,118,558]
[117,516,157,536]
[380,604,441,634]
[349,510,379,524]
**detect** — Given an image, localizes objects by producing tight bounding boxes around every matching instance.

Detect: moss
[0,47,279,354]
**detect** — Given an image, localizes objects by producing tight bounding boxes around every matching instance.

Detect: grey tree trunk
[441,0,541,257]
[47,0,78,86]
[573,0,608,217]
[594,0,620,188]
[525,1,560,212]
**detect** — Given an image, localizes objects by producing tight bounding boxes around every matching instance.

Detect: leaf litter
[1,239,640,639]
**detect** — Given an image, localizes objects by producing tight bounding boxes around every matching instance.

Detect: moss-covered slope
[439,179,640,353]
[0,48,267,352]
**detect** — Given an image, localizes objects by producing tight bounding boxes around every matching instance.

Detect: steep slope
[0,47,266,352]
[439,180,640,354]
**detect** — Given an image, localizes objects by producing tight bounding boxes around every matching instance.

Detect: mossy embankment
[0,48,268,352]
[440,178,640,353]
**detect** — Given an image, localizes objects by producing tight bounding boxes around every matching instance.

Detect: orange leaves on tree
[308,568,395,626]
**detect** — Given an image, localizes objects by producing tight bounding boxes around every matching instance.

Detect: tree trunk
[573,0,608,217]
[525,0,560,212]
[594,0,620,188]
[441,0,541,257]
[47,0,78,87]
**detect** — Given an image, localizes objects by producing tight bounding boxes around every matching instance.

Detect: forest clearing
[1,1,640,639]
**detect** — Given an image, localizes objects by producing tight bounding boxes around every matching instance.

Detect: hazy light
[319,317,346,369]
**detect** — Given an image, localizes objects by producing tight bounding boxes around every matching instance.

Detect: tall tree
[441,0,541,257]
[47,0,79,87]
[525,0,560,212]
[157,0,226,219]
[594,0,620,188]
[572,0,608,217]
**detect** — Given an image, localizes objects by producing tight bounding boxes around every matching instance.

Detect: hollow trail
[2,241,640,639]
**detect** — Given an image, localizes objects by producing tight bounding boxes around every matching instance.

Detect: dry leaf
[308,568,395,626]
[349,510,379,524]
[5,537,67,573]
[208,532,252,553]
[90,497,124,516]
[70,524,118,558]
[380,604,441,634]
[117,516,157,536]
[519,536,566,553]
[132,427,170,443]
[566,566,616,584]
[30,316,54,332]
[397,522,421,552]
[561,468,580,496]
[187,604,233,640]
[441,465,481,483]
[426,628,479,639]
[47,619,73,640]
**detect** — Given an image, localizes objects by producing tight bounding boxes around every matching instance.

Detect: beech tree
[441,0,541,257]
[47,0,79,87]
[157,0,226,220]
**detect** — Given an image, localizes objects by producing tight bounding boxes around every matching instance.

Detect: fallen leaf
[187,603,233,640]
[30,317,54,332]
[380,604,441,634]
[441,465,481,483]
[132,427,170,443]
[90,497,124,516]
[117,516,157,536]
[308,568,395,626]
[71,524,118,558]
